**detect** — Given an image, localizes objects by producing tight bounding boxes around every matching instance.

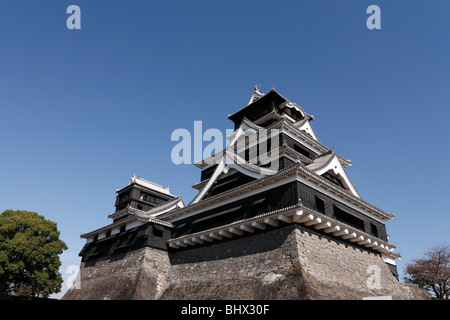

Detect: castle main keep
[63,87,428,300]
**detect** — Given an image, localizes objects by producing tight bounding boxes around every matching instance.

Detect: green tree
[0,209,68,299]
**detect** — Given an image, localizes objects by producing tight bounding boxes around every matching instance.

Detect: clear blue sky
[0,0,449,298]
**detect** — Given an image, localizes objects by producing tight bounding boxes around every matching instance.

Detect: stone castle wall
[63,224,429,300]
[63,246,171,300]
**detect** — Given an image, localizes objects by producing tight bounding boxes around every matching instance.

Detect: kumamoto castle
[64,87,428,300]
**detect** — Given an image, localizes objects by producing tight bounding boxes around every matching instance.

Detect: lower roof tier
[172,180,388,242]
[167,203,399,261]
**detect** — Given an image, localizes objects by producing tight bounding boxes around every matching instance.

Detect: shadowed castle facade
[63,87,428,300]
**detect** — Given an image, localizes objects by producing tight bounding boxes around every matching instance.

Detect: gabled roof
[278,100,314,121]
[293,118,319,141]
[138,195,185,218]
[108,195,184,221]
[245,85,264,105]
[229,86,314,123]
[241,116,264,130]
[306,150,361,198]
[228,87,302,123]
[189,121,278,205]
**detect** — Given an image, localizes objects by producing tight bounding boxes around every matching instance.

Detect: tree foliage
[0,210,68,298]
[404,244,449,299]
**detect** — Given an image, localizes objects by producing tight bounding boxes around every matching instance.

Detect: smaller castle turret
[114,174,176,215]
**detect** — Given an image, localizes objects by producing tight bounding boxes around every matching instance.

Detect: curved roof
[228,87,312,122]
[306,150,360,198]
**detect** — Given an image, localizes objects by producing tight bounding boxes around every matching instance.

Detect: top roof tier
[228,86,314,127]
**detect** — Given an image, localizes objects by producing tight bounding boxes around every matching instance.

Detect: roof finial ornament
[129,173,137,185]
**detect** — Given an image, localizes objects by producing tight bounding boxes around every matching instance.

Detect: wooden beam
[305,217,321,226]
[292,210,304,223]
[357,238,371,246]
[314,221,331,230]
[333,228,349,237]
[184,239,195,246]
[200,234,213,242]
[324,225,340,234]
[349,235,364,243]
[229,227,243,236]
[366,241,378,248]
[240,225,255,233]
[297,214,315,224]
[378,247,390,253]
[252,221,266,230]
[209,232,223,241]
[278,214,292,224]
[342,232,357,240]
[191,237,204,244]
[169,242,180,249]
[176,241,187,247]
[264,218,279,227]
[219,230,233,238]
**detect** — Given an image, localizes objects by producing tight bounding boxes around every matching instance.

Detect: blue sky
[0,0,449,298]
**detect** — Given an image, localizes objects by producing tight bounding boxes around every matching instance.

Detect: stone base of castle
[63,224,429,300]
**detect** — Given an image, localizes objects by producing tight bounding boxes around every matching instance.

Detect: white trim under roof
[167,205,400,260]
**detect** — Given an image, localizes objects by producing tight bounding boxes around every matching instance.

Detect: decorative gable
[306,151,360,198]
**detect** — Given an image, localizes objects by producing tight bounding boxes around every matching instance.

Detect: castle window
[153,227,163,238]
[333,205,365,232]
[370,223,379,238]
[119,192,130,203]
[294,144,310,158]
[315,196,325,214]
[120,225,126,233]
[141,192,163,204]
